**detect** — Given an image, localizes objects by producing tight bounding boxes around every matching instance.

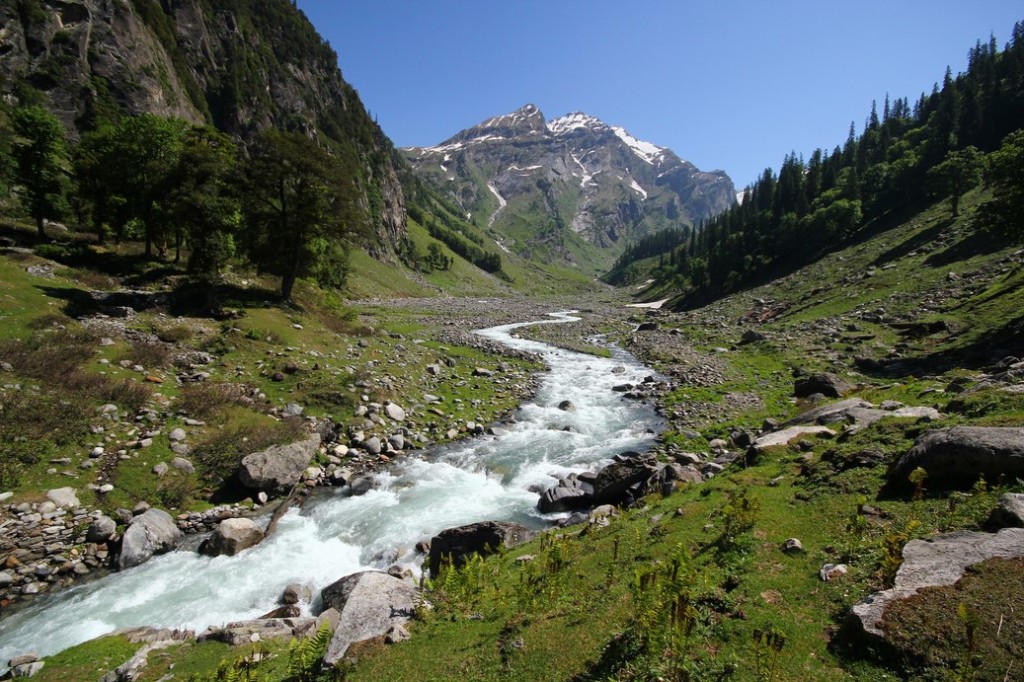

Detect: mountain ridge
[402,104,735,273]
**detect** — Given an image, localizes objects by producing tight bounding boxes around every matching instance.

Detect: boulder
[557,400,576,412]
[86,515,117,543]
[591,455,659,505]
[45,487,79,509]
[794,373,853,399]
[537,482,590,513]
[320,571,418,666]
[119,509,182,569]
[428,521,536,576]
[238,434,320,494]
[889,427,1024,488]
[384,403,406,422]
[739,329,766,344]
[282,583,312,605]
[851,528,1024,638]
[170,457,195,474]
[199,518,264,557]
[987,493,1024,529]
[749,426,835,454]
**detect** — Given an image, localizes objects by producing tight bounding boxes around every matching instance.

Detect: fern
[287,620,334,682]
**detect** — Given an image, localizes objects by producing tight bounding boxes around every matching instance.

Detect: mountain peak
[547,112,609,136]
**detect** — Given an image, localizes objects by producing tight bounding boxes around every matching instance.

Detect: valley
[0,2,1022,681]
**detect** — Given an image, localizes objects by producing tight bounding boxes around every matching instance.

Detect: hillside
[610,23,1024,309]
[0,0,406,255]
[403,104,735,275]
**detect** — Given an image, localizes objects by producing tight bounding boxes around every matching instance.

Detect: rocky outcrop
[198,518,264,557]
[0,0,407,256]
[889,426,1024,488]
[850,528,1024,638]
[428,521,537,576]
[320,571,418,666]
[119,509,182,569]
[238,434,321,495]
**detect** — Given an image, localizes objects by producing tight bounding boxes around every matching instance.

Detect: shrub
[0,328,98,381]
[191,417,306,486]
[155,324,193,343]
[116,340,172,369]
[177,382,258,420]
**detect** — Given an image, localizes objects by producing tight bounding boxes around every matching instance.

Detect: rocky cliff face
[403,104,734,268]
[0,0,406,257]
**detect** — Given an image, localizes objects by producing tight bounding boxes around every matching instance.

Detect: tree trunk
[36,214,46,240]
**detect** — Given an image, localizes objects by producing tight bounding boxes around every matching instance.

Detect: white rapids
[0,312,661,663]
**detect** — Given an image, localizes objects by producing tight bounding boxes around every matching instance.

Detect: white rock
[46,487,79,509]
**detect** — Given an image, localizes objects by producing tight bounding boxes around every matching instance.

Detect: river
[0,312,662,664]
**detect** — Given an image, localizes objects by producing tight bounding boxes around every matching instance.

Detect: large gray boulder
[537,482,591,514]
[851,528,1024,638]
[320,571,418,666]
[889,426,1024,488]
[591,454,659,505]
[199,518,264,557]
[238,434,320,494]
[428,521,536,576]
[119,509,183,569]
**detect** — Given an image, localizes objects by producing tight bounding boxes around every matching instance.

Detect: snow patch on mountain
[487,182,507,228]
[548,112,608,136]
[629,179,648,200]
[611,126,663,165]
[571,154,594,188]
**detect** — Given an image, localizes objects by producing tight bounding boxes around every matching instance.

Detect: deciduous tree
[927,146,983,218]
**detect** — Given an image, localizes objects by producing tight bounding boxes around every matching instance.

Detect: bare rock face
[428,521,537,576]
[320,571,418,666]
[119,509,182,569]
[889,426,1024,488]
[238,434,320,495]
[0,0,408,256]
[199,518,264,557]
[850,528,1024,639]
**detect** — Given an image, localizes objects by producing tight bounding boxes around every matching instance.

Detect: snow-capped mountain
[403,104,735,269]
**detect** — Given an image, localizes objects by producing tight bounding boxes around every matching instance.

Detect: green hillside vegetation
[612,23,1024,309]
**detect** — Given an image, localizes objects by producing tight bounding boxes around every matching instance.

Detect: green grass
[33,635,141,682]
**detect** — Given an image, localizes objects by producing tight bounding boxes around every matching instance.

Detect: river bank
[0,304,666,666]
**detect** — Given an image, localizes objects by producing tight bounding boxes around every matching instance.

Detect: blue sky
[296,1,1021,189]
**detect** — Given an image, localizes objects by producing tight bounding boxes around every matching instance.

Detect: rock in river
[119,508,182,569]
